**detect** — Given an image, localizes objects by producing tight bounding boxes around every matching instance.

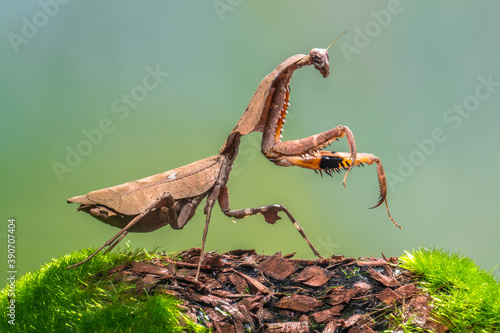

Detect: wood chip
[263,321,309,333]
[356,259,388,266]
[353,282,372,294]
[258,252,298,280]
[219,303,246,322]
[356,314,375,328]
[342,314,363,328]
[204,277,223,290]
[394,283,418,298]
[388,257,399,264]
[238,295,263,312]
[176,268,196,278]
[328,288,357,306]
[274,295,319,312]
[256,307,274,324]
[212,289,242,298]
[189,293,228,307]
[367,267,400,287]
[163,258,210,270]
[326,256,353,268]
[236,304,254,329]
[298,314,310,324]
[214,321,236,333]
[322,320,341,333]
[231,269,271,294]
[206,307,227,323]
[377,287,401,305]
[294,266,333,287]
[347,327,362,333]
[311,305,344,323]
[228,272,248,294]
[206,254,226,268]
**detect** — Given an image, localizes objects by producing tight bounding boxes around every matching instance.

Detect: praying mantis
[67,36,400,279]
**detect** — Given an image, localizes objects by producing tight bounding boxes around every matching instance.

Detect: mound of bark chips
[101,248,448,332]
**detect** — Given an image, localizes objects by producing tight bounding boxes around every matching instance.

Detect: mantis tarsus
[67,41,400,280]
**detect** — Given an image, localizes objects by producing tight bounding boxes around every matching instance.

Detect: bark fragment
[367,267,400,287]
[274,295,319,312]
[258,252,299,280]
[294,265,333,287]
[311,305,344,323]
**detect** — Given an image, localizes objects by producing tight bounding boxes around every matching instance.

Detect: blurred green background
[1,1,499,284]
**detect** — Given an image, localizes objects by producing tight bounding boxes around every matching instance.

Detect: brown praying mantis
[67,37,400,280]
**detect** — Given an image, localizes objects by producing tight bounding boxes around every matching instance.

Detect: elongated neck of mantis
[219,132,242,163]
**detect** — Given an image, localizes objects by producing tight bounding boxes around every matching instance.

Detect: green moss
[400,248,500,332]
[0,248,207,333]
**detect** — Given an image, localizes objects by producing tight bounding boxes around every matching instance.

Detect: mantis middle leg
[217,186,322,258]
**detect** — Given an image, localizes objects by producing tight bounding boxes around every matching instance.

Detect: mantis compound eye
[309,48,330,78]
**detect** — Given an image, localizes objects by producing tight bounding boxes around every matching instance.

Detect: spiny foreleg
[264,125,357,187]
[284,151,401,230]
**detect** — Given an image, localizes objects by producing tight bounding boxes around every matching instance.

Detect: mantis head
[309,48,330,78]
[308,30,349,78]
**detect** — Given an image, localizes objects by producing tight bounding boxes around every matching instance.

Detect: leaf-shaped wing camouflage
[86,156,222,215]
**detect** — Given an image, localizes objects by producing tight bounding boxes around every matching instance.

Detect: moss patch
[0,248,205,333]
[400,248,500,332]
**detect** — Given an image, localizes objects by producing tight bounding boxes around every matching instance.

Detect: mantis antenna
[326,30,349,51]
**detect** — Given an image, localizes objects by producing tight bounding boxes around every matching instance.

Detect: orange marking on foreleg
[283,151,400,229]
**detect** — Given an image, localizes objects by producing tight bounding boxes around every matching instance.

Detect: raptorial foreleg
[285,151,401,229]
[264,125,357,187]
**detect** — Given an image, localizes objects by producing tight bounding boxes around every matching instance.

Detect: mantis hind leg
[66,192,176,269]
[195,185,221,281]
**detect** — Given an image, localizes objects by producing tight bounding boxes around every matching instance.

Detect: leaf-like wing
[86,155,222,215]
